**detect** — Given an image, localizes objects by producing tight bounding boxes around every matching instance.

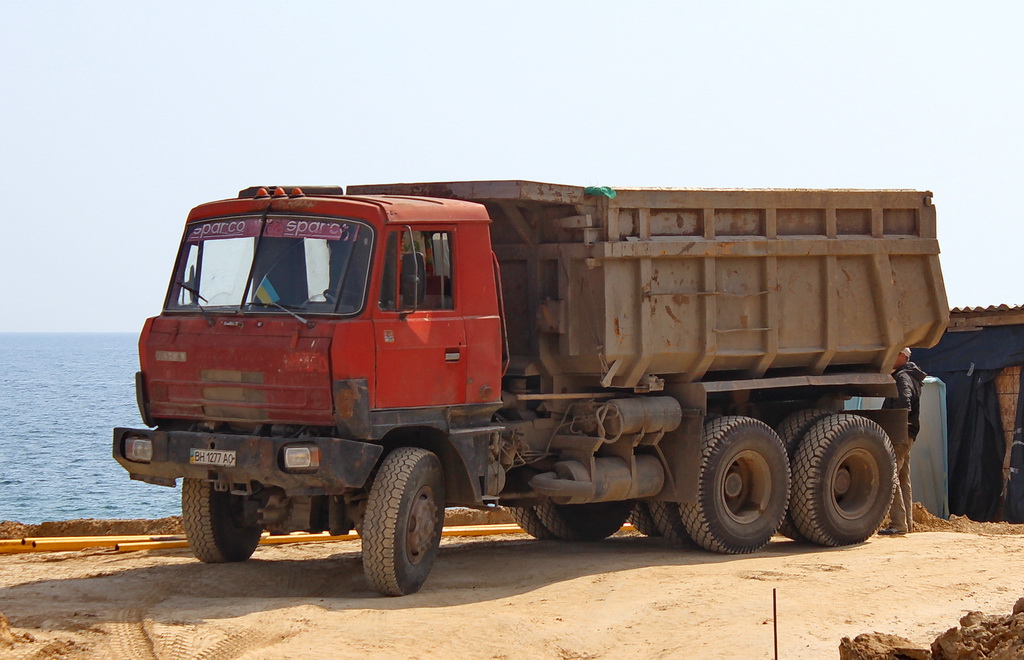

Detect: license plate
[189,448,237,467]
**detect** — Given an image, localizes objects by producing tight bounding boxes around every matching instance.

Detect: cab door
[373,227,467,409]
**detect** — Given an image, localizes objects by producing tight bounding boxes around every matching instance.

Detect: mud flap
[334,379,371,439]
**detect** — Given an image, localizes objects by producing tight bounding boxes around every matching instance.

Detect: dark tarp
[915,325,1024,522]
[915,325,1024,372]
[1006,382,1024,523]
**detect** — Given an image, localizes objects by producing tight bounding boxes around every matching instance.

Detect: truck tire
[181,477,262,563]
[774,408,832,542]
[362,447,446,596]
[535,501,632,541]
[629,502,662,537]
[776,408,833,457]
[680,416,790,554]
[649,502,695,546]
[790,414,896,546]
[507,506,557,540]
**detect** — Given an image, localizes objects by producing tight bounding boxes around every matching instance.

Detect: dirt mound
[446,507,513,526]
[842,598,1024,659]
[912,503,1024,535]
[839,632,929,659]
[0,517,184,539]
[0,521,31,539]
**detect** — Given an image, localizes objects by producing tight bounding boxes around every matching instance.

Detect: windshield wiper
[175,280,215,327]
[252,299,314,328]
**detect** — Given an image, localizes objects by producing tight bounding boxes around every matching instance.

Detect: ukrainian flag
[255,277,280,304]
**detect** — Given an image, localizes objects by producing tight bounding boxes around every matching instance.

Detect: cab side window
[378,233,398,311]
[378,229,454,312]
[418,231,453,309]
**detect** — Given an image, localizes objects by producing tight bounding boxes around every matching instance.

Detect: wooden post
[996,366,1021,518]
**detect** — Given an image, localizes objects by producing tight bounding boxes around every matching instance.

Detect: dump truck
[113,181,948,595]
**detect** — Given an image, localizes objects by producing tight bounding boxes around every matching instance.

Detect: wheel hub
[724,472,744,498]
[830,447,880,521]
[720,450,772,525]
[834,467,851,495]
[406,486,438,565]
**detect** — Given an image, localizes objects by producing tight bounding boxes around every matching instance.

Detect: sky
[1,1,1021,332]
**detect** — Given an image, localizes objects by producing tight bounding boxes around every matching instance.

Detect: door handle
[445,348,461,363]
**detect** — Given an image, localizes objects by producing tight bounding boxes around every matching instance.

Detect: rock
[0,612,16,649]
[958,611,992,628]
[838,632,930,659]
[931,611,1024,659]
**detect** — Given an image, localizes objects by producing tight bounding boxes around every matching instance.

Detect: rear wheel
[362,447,446,596]
[649,501,695,546]
[776,409,833,457]
[790,414,896,546]
[680,416,790,554]
[776,514,808,544]
[181,478,262,563]
[535,501,632,541]
[628,502,662,537]
[507,506,556,540]
[774,409,832,542]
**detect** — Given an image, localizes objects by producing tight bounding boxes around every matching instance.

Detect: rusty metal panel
[352,182,949,390]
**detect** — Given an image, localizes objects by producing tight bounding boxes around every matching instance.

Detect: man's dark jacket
[882,361,927,440]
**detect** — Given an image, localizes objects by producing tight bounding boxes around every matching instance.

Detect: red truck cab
[143,186,502,422]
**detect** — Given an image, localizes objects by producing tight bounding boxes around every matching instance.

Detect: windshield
[166,215,374,315]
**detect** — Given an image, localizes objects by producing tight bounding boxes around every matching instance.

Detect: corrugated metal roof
[951,304,1024,314]
[947,304,1024,331]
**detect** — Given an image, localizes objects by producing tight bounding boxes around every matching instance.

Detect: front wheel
[181,478,262,563]
[680,416,790,554]
[362,447,446,596]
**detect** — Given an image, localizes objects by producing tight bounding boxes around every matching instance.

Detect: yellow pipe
[30,538,125,551]
[441,523,524,536]
[27,535,185,545]
[0,541,31,554]
[115,539,191,551]
[4,522,636,555]
[112,523,552,553]
[259,532,359,544]
[115,533,358,552]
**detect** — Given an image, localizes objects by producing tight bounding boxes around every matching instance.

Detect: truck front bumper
[112,427,383,495]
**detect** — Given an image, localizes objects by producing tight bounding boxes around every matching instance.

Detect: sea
[0,333,180,524]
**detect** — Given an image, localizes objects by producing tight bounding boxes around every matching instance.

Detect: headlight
[125,437,153,462]
[282,445,321,470]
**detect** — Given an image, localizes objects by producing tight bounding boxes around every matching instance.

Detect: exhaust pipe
[529,455,664,505]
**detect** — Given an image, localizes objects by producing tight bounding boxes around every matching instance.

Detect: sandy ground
[2,513,1024,660]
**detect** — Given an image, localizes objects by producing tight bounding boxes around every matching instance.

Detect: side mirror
[400,252,426,310]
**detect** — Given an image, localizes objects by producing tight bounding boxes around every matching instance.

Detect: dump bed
[349,181,949,390]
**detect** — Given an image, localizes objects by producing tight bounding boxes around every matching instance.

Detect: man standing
[879,347,927,536]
